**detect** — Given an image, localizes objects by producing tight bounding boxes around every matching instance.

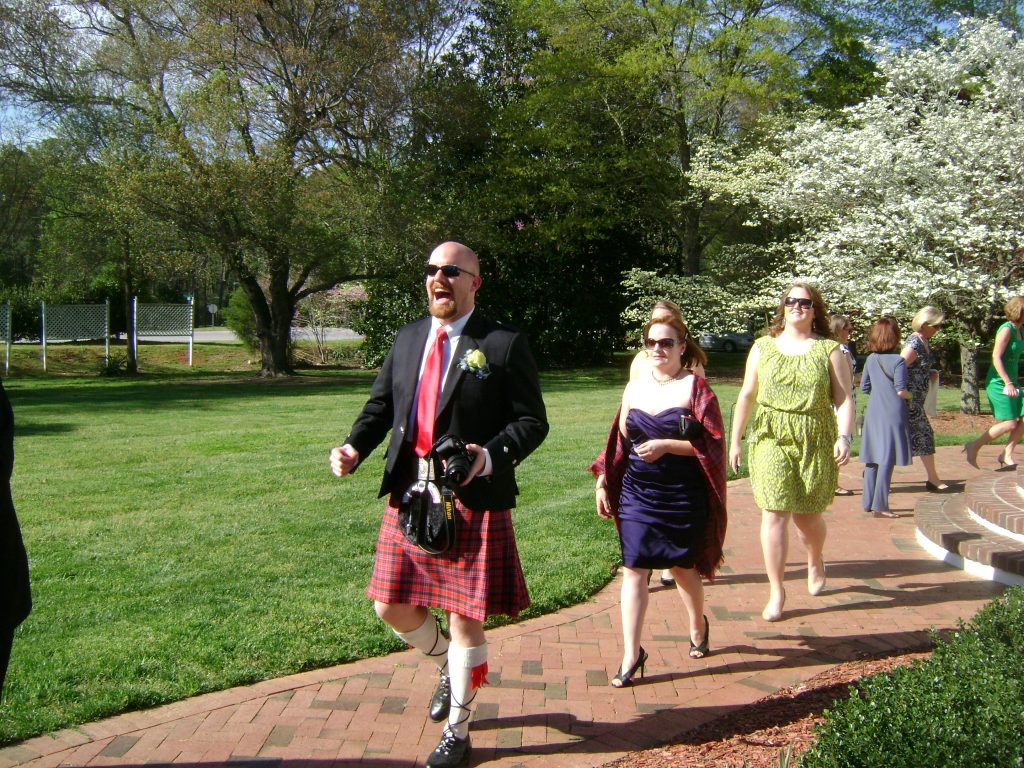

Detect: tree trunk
[258,307,294,377]
[959,341,980,415]
[238,266,295,377]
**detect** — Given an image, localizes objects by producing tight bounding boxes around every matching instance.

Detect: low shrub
[222,288,259,355]
[969,585,1024,680]
[800,586,1024,768]
[98,352,130,376]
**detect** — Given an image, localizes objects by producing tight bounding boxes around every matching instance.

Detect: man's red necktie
[414,326,447,457]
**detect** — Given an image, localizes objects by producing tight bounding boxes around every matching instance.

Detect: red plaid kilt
[367,496,531,622]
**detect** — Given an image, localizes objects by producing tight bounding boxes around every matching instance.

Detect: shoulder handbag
[397,446,457,555]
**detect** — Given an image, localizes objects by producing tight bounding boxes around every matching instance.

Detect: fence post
[2,301,9,375]
[131,296,138,365]
[104,298,110,366]
[41,301,47,372]
[188,295,194,367]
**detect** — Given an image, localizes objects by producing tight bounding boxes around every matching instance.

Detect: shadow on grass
[5,372,380,413]
[5,366,635,411]
[13,422,77,437]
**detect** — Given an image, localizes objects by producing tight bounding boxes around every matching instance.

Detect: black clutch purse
[679,410,703,440]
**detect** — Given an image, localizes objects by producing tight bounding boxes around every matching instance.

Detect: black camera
[431,433,473,486]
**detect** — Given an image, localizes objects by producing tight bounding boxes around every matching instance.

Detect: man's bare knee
[374,602,428,633]
[448,613,486,647]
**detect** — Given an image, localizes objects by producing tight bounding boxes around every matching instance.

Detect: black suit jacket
[345,311,548,511]
[0,381,31,632]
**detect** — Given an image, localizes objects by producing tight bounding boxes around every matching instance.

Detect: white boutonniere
[458,348,491,379]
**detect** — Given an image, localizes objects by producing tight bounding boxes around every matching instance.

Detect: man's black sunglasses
[426,264,477,279]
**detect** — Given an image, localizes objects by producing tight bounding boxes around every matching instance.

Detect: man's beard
[429,296,458,320]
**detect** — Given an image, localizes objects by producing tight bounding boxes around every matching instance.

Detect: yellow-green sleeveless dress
[749,336,839,514]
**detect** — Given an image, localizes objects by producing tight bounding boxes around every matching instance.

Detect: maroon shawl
[589,375,728,581]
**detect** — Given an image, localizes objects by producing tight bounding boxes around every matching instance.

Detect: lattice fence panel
[44,304,108,342]
[1,302,9,374]
[137,303,194,336]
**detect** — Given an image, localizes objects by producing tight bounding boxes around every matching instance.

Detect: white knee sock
[446,642,488,739]
[395,614,449,673]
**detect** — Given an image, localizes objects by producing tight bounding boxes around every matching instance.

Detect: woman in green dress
[964,296,1024,470]
[729,284,855,622]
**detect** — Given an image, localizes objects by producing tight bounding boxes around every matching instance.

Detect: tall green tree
[0,144,44,288]
[697,18,1024,412]
[35,136,198,370]
[0,0,468,374]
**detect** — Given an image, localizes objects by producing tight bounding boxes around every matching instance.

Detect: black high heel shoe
[997,455,1017,471]
[611,647,648,688]
[689,615,711,659]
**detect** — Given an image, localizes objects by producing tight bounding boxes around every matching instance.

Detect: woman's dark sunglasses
[426,264,477,279]
[644,337,678,350]
[784,297,814,309]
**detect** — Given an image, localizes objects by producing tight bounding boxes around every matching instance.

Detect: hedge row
[800,586,1024,768]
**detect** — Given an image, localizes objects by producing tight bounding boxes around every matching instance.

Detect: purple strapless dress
[618,408,708,569]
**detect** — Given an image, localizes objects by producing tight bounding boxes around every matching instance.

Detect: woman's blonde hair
[644,310,708,370]
[830,314,852,336]
[911,306,945,332]
[1004,296,1024,323]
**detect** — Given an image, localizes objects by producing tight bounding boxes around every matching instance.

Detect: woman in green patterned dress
[729,284,855,622]
[964,296,1024,470]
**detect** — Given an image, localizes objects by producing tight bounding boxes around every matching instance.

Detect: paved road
[16,328,361,344]
[166,328,361,343]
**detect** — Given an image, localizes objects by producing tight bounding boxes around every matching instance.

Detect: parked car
[698,331,755,353]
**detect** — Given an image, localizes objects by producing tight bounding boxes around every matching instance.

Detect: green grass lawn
[0,344,983,744]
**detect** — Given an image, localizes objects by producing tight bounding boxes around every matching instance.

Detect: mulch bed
[606,651,930,768]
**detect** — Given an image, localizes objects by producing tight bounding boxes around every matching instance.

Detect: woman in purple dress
[594,311,726,687]
[860,318,912,517]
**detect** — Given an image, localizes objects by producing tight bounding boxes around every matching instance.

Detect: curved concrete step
[915,492,1024,587]
[965,467,1024,541]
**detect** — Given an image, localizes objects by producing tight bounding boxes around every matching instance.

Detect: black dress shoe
[425,730,471,768]
[429,673,451,722]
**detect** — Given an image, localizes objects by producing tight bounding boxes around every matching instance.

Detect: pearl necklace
[651,369,684,386]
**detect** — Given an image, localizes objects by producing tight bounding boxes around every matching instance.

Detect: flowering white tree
[699,19,1024,412]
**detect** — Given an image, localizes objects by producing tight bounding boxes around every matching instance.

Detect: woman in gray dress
[861,318,912,517]
[901,306,949,491]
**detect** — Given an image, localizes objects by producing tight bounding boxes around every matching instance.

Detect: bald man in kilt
[330,241,548,768]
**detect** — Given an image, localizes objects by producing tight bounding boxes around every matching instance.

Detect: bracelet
[837,435,852,444]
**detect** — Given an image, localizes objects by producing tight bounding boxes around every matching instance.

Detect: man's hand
[458,443,488,486]
[330,444,359,477]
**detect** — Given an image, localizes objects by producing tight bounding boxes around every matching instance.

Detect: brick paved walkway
[0,445,1009,768]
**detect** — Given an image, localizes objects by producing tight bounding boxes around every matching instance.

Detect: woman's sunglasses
[644,337,678,350]
[425,264,477,279]
[784,297,814,309]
